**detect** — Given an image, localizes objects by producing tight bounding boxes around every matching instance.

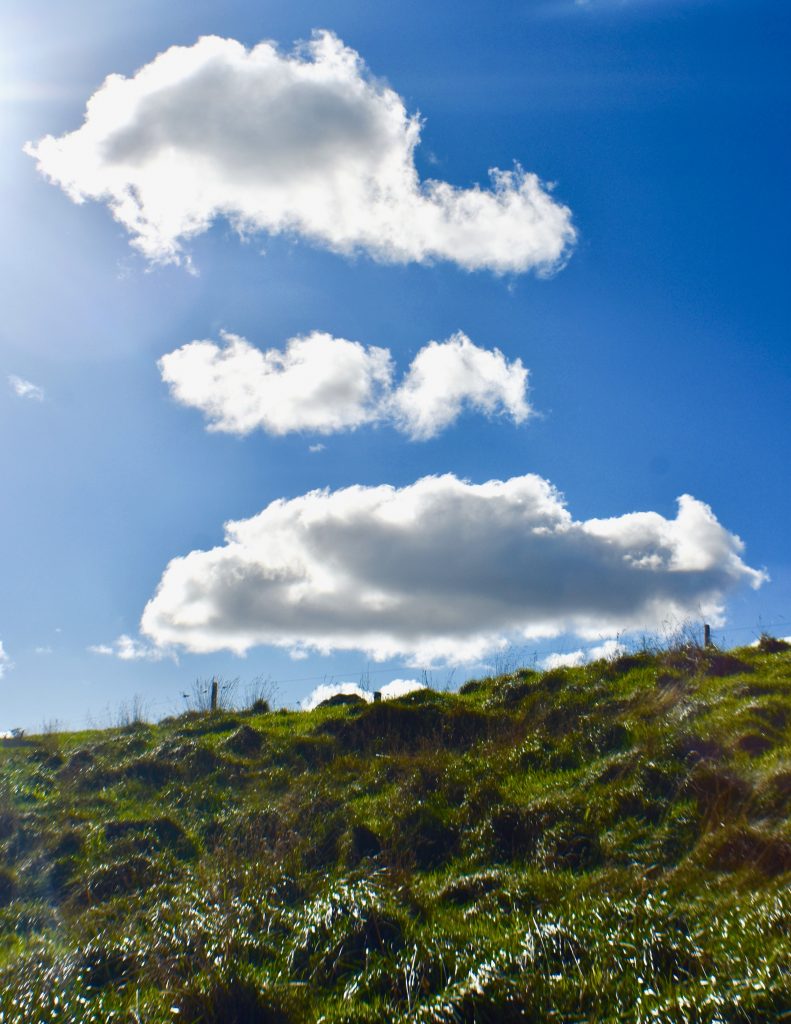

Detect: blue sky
[2,0,789,730]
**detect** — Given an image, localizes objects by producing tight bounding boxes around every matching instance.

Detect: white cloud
[159,330,529,439]
[541,637,625,669]
[302,676,426,709]
[9,375,44,401]
[88,634,171,662]
[302,682,372,711]
[159,330,392,436]
[25,32,575,275]
[542,649,585,669]
[140,473,765,665]
[387,333,530,440]
[379,678,426,700]
[0,641,10,679]
[588,638,626,661]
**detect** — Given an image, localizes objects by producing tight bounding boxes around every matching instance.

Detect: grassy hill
[0,639,789,1022]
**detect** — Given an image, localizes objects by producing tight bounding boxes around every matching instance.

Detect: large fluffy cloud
[140,474,765,664]
[25,32,575,274]
[158,330,530,439]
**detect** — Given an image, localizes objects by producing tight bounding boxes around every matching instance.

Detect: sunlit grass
[0,643,788,1021]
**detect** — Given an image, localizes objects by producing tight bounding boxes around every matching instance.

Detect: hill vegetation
[0,639,789,1022]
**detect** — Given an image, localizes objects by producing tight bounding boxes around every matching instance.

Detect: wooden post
[210,677,219,711]
[704,623,712,648]
[373,691,382,703]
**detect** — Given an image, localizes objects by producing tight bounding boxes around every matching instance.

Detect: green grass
[0,641,789,1021]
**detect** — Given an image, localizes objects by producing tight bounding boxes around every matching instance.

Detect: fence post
[704,623,712,648]
[210,677,219,711]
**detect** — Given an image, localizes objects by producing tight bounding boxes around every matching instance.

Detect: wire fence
[11,613,786,734]
[101,613,791,724]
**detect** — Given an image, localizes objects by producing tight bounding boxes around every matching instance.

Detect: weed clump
[395,805,459,869]
[756,634,791,654]
[437,870,503,905]
[756,769,791,815]
[58,748,94,779]
[736,733,773,757]
[74,936,140,990]
[489,807,541,862]
[176,971,297,1024]
[0,866,17,906]
[703,826,791,876]
[682,763,752,819]
[104,816,196,858]
[288,878,404,984]
[80,855,160,903]
[124,754,179,787]
[342,823,382,866]
[225,724,265,757]
[316,699,492,752]
[704,653,754,678]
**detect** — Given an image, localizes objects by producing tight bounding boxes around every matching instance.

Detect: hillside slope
[0,641,789,1022]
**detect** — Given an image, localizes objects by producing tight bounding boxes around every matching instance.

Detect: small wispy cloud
[0,641,11,679]
[9,375,45,401]
[88,634,174,662]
